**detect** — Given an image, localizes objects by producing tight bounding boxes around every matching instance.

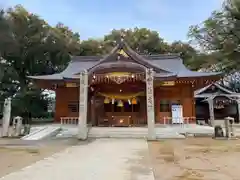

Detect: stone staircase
[55,124,217,139]
[88,127,147,138]
[56,126,78,138]
[21,126,61,140]
[88,127,185,139]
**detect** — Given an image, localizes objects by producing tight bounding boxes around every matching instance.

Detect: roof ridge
[70,54,180,62]
[194,82,234,95]
[141,53,180,56]
[71,56,102,62]
[143,54,181,60]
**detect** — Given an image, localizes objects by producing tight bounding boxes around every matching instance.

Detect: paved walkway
[0,139,154,180]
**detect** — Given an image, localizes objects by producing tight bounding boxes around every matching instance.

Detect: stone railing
[60,117,79,125]
[31,118,54,124]
[162,117,196,125]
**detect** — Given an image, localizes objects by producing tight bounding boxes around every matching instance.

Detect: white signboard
[171,104,183,124]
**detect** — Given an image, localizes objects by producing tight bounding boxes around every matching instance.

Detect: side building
[195,83,240,124]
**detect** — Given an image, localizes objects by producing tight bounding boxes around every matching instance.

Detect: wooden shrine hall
[195,83,240,125]
[29,38,222,130]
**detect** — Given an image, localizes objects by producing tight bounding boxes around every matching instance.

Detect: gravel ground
[0,137,79,177]
[148,138,240,180]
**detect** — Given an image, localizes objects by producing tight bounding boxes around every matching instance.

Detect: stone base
[212,137,239,140]
[77,127,88,140]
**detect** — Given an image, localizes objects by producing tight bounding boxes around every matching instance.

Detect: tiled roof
[194,82,235,97]
[28,42,221,80]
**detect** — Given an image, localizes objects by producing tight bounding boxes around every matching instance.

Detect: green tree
[103,28,170,54]
[79,39,105,56]
[188,0,240,73]
[78,28,204,70]
[0,5,80,117]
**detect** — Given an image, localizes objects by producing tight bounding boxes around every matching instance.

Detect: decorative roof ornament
[118,49,129,58]
[120,31,125,42]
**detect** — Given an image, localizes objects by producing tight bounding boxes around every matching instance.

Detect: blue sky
[2,0,223,42]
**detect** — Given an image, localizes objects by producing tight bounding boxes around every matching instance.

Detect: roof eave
[177,72,223,78]
[27,75,63,81]
[154,76,177,81]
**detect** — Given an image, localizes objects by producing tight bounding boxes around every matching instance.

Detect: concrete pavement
[0,139,154,180]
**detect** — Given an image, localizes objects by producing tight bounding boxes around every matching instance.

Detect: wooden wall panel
[154,84,196,124]
[54,83,196,124]
[55,87,79,122]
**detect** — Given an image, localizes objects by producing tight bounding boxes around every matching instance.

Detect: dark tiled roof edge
[71,56,103,62]
[70,53,181,62]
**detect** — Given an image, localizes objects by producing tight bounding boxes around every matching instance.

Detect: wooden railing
[162,117,196,125]
[60,117,79,125]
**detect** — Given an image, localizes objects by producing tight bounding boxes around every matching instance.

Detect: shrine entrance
[88,72,148,127]
[96,92,147,127]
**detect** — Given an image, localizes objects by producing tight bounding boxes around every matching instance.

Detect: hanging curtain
[104,98,110,104]
[117,100,124,107]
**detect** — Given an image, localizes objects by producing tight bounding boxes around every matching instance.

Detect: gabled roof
[87,40,172,74]
[194,83,237,98]
[28,40,222,81]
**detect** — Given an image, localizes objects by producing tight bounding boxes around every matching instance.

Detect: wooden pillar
[131,102,133,125]
[207,97,215,126]
[235,97,240,123]
[146,68,156,140]
[235,100,240,122]
[91,95,96,126]
[78,70,88,140]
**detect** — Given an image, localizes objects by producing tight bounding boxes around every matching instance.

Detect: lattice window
[68,101,79,112]
[160,100,170,112]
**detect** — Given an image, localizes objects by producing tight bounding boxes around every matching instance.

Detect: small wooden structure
[28,39,221,128]
[195,83,240,124]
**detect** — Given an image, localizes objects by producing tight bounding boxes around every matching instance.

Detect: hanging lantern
[132,98,137,105]
[104,98,110,104]
[117,100,123,107]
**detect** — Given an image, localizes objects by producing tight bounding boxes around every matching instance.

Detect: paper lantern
[131,98,137,105]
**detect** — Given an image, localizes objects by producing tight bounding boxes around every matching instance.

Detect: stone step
[21,127,47,140]
[22,126,61,140]
[55,126,186,139]
[88,134,185,139]
[88,127,185,139]
[88,134,147,138]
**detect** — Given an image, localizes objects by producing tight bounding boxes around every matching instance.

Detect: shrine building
[29,39,222,127]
